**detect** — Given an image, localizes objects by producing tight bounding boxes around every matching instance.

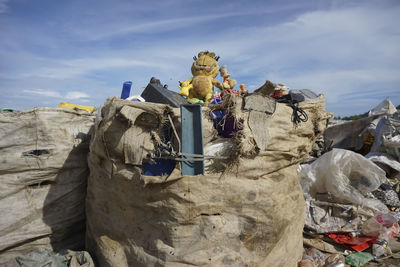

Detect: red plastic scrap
[325,232,377,252]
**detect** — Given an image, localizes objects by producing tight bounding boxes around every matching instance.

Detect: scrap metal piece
[180,104,204,175]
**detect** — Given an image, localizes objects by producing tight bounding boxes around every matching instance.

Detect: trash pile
[299,98,400,267]
[70,50,329,267]
[0,50,398,267]
[85,89,329,266]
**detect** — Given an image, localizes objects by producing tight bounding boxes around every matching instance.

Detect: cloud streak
[73,12,244,41]
[23,89,90,100]
[25,57,171,80]
[0,0,8,13]
[23,89,62,98]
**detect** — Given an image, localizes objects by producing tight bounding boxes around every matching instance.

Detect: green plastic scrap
[345,252,374,267]
[187,99,204,104]
[0,108,13,113]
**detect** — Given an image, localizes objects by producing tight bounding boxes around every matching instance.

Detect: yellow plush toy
[180,51,223,105]
[178,80,193,97]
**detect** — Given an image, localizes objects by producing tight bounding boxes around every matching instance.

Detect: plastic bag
[362,213,399,236]
[368,98,397,117]
[372,229,392,258]
[366,152,400,174]
[304,248,325,266]
[361,213,399,257]
[204,138,236,173]
[383,134,400,161]
[299,149,387,209]
[370,114,400,161]
[324,254,345,267]
[345,252,373,267]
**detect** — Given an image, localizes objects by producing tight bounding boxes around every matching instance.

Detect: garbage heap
[298,98,400,267]
[85,93,329,267]
[0,108,94,263]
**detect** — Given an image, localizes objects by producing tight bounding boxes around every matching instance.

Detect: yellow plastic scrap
[58,102,95,113]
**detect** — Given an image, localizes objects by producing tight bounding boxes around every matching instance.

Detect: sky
[0,0,399,117]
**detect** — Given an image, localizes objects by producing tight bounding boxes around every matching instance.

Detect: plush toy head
[191,51,220,78]
[219,65,230,78]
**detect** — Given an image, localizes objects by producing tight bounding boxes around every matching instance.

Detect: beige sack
[0,108,94,263]
[86,95,329,267]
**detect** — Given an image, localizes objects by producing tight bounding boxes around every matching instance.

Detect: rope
[168,114,181,153]
[289,101,308,125]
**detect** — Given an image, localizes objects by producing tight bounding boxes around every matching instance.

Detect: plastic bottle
[372,227,392,258]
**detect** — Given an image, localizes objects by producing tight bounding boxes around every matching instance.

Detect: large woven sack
[86,95,329,266]
[0,108,94,263]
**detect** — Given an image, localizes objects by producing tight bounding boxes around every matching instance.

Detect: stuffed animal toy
[240,84,248,95]
[220,66,237,89]
[178,80,193,97]
[180,51,223,105]
[219,65,239,95]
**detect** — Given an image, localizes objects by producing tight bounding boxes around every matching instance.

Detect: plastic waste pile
[299,98,400,267]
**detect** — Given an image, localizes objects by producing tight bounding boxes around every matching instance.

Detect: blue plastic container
[142,159,176,176]
[142,125,176,176]
[121,81,132,99]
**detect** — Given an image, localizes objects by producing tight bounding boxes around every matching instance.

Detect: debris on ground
[0,249,94,267]
[300,98,400,267]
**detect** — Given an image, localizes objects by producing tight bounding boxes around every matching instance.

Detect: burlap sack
[86,95,329,266]
[0,108,94,263]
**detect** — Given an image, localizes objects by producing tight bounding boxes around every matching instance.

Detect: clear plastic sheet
[299,149,387,211]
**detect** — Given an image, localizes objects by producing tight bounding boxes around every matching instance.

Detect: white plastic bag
[204,138,236,173]
[299,149,387,210]
[368,98,397,117]
[370,115,400,161]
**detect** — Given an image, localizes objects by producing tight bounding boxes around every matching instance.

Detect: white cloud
[25,57,171,80]
[193,6,400,105]
[76,12,243,41]
[23,89,90,101]
[23,89,62,98]
[66,91,89,100]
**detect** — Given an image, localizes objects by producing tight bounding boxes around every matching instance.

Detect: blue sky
[0,0,399,116]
